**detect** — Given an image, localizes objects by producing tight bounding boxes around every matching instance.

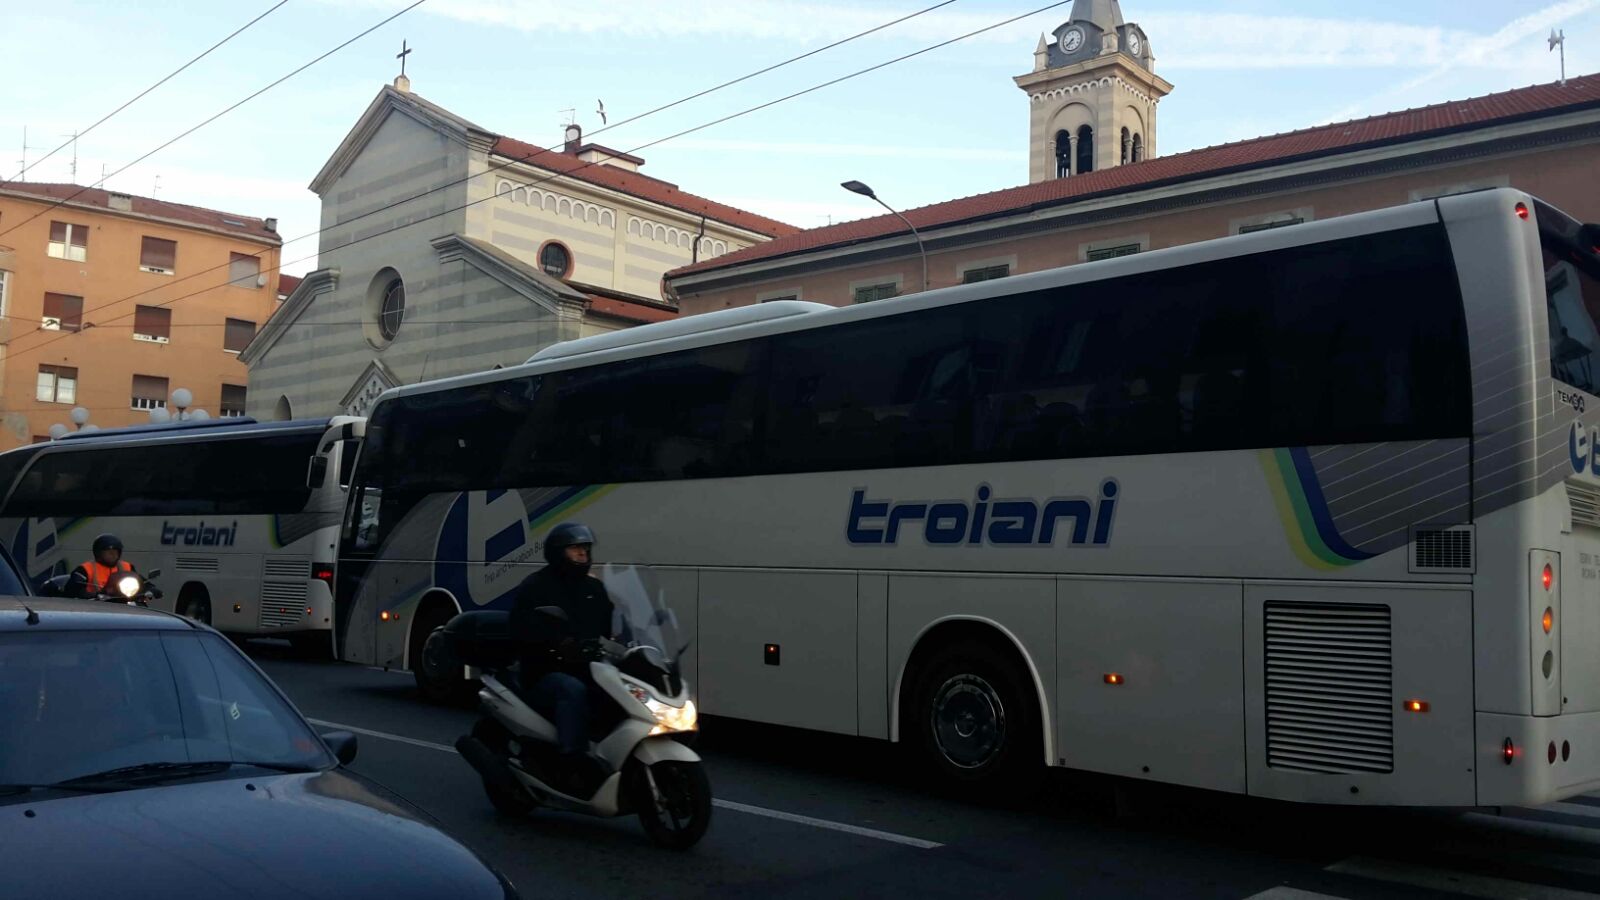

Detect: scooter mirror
[146,569,162,580]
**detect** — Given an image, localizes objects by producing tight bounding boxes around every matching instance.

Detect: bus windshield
[1539,200,1600,394]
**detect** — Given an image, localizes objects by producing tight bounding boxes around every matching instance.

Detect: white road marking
[307,717,943,850]
[1327,856,1600,900]
[1235,883,1350,890]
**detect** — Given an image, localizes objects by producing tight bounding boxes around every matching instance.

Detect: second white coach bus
[0,416,363,653]
[335,188,1600,806]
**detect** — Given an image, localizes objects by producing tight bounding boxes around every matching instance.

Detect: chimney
[264,217,278,232]
[564,124,582,154]
[108,192,133,212]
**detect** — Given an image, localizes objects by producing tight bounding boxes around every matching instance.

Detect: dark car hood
[3,769,511,900]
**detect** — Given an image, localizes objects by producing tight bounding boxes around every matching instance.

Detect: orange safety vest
[80,560,133,594]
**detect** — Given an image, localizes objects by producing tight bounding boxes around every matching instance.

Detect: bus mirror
[306,456,329,490]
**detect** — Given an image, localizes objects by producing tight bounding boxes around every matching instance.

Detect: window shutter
[140,237,177,271]
[132,374,169,403]
[43,293,84,331]
[133,305,171,339]
[225,318,256,352]
[229,253,260,287]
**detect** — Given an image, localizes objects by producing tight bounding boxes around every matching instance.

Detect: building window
[221,384,247,418]
[133,305,172,343]
[131,374,169,410]
[228,252,261,288]
[378,278,405,341]
[42,292,84,331]
[1055,129,1072,179]
[853,283,899,304]
[962,264,1011,284]
[224,317,256,353]
[1132,133,1143,162]
[1121,127,1131,165]
[0,270,9,317]
[1076,125,1094,175]
[1238,217,1305,234]
[1086,243,1141,262]
[48,221,88,261]
[36,365,77,404]
[539,241,572,278]
[140,237,177,274]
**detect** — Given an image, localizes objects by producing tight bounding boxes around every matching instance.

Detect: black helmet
[91,534,124,556]
[543,522,595,570]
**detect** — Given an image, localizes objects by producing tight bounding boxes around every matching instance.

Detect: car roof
[0,597,197,632]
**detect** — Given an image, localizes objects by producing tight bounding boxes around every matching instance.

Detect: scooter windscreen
[596,563,686,696]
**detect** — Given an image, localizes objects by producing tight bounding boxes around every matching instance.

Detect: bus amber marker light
[1103,673,1124,685]
[380,610,392,622]
[1403,700,1430,713]
[1544,608,1554,634]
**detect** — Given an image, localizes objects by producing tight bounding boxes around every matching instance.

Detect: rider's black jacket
[508,565,614,679]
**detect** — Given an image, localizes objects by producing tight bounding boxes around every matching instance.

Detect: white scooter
[449,565,711,850]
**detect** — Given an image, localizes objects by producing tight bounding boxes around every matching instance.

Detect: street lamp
[841,180,928,294]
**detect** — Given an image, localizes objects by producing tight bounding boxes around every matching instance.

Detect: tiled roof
[0,182,279,242]
[570,280,678,324]
[671,72,1600,278]
[491,137,798,239]
[276,273,303,297]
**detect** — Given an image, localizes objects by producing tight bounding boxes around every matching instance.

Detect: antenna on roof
[17,126,41,183]
[60,131,78,182]
[152,175,161,197]
[1550,29,1567,86]
[559,108,576,128]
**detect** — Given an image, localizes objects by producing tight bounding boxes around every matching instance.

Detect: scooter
[447,567,711,850]
[41,568,164,607]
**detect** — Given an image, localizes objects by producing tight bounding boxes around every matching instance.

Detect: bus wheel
[177,589,212,626]
[412,606,475,706]
[910,640,1041,794]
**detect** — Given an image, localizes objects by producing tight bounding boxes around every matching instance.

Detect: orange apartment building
[0,183,284,447]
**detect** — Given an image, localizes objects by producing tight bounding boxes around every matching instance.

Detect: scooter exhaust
[455,735,523,798]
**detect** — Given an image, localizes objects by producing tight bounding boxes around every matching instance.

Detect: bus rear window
[1541,202,1600,394]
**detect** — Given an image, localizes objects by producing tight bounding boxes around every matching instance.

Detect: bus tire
[177,587,212,626]
[908,639,1041,795]
[412,604,475,706]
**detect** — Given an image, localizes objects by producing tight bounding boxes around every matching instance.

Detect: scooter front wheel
[633,760,712,850]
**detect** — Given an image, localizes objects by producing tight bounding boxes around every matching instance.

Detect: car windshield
[0,630,332,787]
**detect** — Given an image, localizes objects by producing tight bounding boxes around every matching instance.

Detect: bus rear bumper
[1477,711,1600,807]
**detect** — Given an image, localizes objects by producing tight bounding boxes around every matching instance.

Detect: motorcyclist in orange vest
[66,533,137,600]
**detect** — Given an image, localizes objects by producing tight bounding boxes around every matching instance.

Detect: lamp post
[841,180,928,294]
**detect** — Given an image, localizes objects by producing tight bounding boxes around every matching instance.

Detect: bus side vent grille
[1570,481,1600,529]
[1264,602,1393,775]
[175,557,219,573]
[1410,525,1474,573]
[263,558,310,580]
[259,581,309,628]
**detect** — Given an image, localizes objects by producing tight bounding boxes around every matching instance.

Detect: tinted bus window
[1541,207,1600,395]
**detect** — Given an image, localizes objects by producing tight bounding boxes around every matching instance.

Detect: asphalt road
[251,643,1600,900]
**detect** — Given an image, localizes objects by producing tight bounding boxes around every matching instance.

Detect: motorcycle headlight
[626,683,698,734]
[116,575,141,599]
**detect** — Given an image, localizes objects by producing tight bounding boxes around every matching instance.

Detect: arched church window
[1132,133,1143,162]
[1121,127,1131,165]
[1076,125,1094,175]
[1054,130,1072,178]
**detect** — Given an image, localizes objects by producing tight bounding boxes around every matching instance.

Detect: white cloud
[663,137,1023,161]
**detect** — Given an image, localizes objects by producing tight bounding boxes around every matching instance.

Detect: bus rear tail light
[1543,564,1553,591]
[1504,738,1516,765]
[313,564,335,591]
[1516,202,1530,220]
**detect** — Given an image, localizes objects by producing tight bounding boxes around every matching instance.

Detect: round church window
[379,278,405,341]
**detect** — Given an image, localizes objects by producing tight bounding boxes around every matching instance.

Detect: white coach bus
[335,188,1600,807]
[0,416,363,654]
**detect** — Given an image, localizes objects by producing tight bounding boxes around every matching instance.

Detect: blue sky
[2,0,1596,276]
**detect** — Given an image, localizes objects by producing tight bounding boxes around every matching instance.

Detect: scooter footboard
[631,737,700,766]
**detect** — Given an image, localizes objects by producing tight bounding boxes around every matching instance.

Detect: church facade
[668,0,1600,313]
[241,78,794,419]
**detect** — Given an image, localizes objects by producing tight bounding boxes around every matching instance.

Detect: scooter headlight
[626,683,698,734]
[116,575,142,599]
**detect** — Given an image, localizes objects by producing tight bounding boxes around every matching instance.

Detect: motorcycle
[448,563,712,850]
[41,568,165,607]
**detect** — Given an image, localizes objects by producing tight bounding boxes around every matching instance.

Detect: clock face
[1059,26,1084,53]
[1127,32,1141,55]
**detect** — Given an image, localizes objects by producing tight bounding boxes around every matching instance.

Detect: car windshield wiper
[228,760,324,774]
[0,782,126,796]
[56,761,233,788]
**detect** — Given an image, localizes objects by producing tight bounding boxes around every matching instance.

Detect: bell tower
[1015,0,1173,184]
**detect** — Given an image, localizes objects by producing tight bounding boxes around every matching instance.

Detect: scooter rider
[66,533,137,600]
[508,522,620,797]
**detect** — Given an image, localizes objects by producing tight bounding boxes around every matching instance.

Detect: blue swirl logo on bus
[847,481,1118,546]
[1571,422,1600,474]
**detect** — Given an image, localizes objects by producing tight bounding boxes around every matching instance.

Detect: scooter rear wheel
[633,760,711,850]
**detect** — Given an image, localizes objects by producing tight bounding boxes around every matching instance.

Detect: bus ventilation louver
[175,557,220,573]
[1568,481,1600,530]
[1264,602,1394,775]
[1409,525,1474,573]
[258,581,309,628]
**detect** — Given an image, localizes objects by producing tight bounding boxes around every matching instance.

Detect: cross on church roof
[397,40,412,77]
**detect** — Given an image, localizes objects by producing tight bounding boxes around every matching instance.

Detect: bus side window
[337,440,360,490]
